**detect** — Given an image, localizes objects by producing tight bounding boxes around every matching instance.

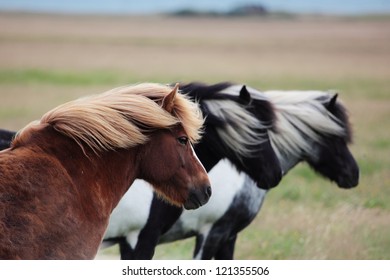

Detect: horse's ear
[239,85,252,105]
[163,83,179,113]
[326,93,338,110]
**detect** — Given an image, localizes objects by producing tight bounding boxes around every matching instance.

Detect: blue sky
[0,0,389,15]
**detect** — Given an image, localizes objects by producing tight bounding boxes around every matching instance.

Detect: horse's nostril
[206,186,212,197]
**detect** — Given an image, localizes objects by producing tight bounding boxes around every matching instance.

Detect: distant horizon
[0,0,390,16]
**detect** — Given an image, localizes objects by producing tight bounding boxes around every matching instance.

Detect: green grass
[0,107,31,119]
[0,69,129,86]
[0,68,199,90]
[363,198,386,210]
[0,69,389,100]
[363,227,390,259]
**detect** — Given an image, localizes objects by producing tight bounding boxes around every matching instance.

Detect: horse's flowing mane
[181,82,270,158]
[13,83,204,153]
[259,90,352,158]
[202,99,267,157]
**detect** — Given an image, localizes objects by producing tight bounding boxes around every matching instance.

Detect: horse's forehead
[326,135,351,152]
[309,134,350,162]
[169,124,186,135]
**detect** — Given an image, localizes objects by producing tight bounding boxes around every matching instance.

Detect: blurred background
[0,0,389,259]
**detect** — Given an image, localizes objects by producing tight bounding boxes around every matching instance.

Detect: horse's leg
[193,233,217,260]
[131,197,183,260]
[133,234,159,260]
[118,232,161,260]
[193,229,227,260]
[214,234,237,260]
[193,234,204,259]
[118,237,136,260]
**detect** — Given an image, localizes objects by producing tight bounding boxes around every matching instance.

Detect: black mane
[180,82,276,132]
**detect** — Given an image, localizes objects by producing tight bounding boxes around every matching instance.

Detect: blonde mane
[13,83,204,154]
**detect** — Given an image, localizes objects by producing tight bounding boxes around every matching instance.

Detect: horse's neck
[30,126,138,214]
[80,149,139,212]
[276,139,319,175]
[270,110,318,175]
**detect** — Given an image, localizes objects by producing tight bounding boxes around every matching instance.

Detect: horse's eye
[177,136,188,146]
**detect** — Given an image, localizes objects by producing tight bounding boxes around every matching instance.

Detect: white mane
[202,98,267,157]
[261,90,346,159]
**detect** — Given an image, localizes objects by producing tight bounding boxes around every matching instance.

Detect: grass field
[0,12,389,260]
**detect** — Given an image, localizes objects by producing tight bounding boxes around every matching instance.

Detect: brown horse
[0,83,211,259]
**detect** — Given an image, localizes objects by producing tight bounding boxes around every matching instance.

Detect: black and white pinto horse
[158,86,359,259]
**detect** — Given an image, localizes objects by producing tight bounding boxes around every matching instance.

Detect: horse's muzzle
[337,165,359,189]
[184,185,212,210]
[337,173,359,188]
